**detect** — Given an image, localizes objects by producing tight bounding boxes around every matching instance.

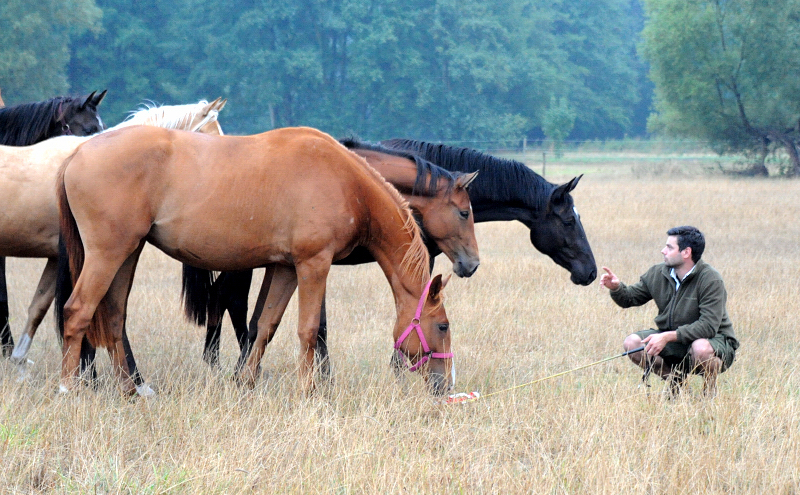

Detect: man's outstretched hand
[599,266,620,291]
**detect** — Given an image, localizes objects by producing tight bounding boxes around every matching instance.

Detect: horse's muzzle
[453,258,480,278]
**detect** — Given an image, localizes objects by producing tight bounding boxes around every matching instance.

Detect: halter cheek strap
[393,279,453,372]
[57,101,73,135]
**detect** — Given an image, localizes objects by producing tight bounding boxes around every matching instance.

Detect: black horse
[381,138,597,286]
[183,138,596,375]
[0,90,107,357]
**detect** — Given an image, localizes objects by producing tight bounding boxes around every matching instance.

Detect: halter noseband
[393,279,453,372]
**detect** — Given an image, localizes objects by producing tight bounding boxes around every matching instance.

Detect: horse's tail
[181,264,215,326]
[55,152,115,349]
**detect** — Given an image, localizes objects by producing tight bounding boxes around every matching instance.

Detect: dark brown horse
[0,90,106,357]
[381,139,597,285]
[182,138,479,369]
[56,126,454,395]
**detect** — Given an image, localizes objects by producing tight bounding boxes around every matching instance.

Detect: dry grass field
[1,155,799,493]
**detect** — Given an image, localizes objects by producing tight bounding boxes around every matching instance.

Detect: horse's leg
[314,293,331,379]
[240,265,296,388]
[61,243,143,394]
[10,258,57,367]
[97,246,145,396]
[202,277,224,367]
[61,253,127,392]
[294,256,332,394]
[237,266,275,373]
[0,257,13,357]
[227,270,253,358]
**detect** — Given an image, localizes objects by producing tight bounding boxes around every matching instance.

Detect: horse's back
[63,126,372,270]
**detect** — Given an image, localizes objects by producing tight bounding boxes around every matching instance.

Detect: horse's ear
[215,98,227,112]
[428,274,451,302]
[566,174,582,192]
[81,91,97,109]
[92,89,108,107]
[548,174,582,207]
[455,171,479,190]
[204,97,223,116]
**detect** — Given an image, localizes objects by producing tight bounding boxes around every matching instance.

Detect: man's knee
[623,334,642,351]
[690,339,715,362]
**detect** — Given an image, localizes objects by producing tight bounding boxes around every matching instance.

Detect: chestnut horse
[182,138,479,369]
[1,99,226,380]
[0,90,107,357]
[56,126,454,395]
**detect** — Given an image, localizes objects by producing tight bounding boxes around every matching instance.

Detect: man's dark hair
[667,226,705,262]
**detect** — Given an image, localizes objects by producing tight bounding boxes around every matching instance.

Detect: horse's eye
[459,210,469,220]
[437,323,449,333]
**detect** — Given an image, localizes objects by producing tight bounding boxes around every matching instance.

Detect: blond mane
[116,100,219,132]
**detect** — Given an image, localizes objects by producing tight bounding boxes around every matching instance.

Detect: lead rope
[447,345,646,405]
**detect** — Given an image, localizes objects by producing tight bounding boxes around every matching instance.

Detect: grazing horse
[0,90,107,357]
[56,126,454,396]
[381,139,597,285]
[182,138,479,369]
[1,99,226,379]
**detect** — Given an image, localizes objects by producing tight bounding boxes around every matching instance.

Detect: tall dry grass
[1,168,799,493]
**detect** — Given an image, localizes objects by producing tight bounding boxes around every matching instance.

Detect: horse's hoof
[136,384,156,397]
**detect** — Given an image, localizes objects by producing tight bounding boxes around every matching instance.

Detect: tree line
[2,0,647,143]
[3,0,800,175]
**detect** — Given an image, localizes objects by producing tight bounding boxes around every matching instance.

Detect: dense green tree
[59,0,650,141]
[0,0,101,103]
[69,0,192,125]
[641,0,800,175]
[551,0,643,139]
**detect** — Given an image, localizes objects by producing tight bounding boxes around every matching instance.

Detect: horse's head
[418,171,480,278]
[191,97,227,135]
[56,90,107,136]
[393,274,453,396]
[527,175,597,285]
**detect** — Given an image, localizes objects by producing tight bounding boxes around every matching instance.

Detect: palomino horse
[0,90,107,357]
[182,138,479,369]
[56,126,454,395]
[381,139,598,285]
[1,99,226,380]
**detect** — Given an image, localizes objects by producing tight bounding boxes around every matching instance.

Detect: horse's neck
[362,191,426,306]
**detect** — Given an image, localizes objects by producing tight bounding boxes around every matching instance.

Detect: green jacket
[610,259,738,349]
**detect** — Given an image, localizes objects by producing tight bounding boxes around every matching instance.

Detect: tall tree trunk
[765,131,800,176]
[752,136,769,176]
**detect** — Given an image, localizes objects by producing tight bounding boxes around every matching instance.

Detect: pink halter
[393,279,453,372]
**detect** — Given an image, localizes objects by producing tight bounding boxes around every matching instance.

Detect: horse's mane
[340,137,455,197]
[0,96,73,146]
[382,138,555,212]
[337,140,429,284]
[116,100,219,132]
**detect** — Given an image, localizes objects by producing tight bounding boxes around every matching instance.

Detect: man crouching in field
[600,226,739,397]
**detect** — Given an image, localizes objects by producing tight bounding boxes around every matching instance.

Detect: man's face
[661,235,688,268]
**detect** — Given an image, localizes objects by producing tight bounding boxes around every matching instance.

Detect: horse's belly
[0,218,59,258]
[148,186,363,270]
